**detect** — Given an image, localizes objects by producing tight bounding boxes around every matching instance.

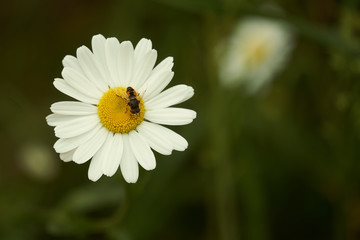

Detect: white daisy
[46,34,196,183]
[218,16,293,93]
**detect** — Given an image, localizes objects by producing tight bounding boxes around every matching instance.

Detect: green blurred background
[1,0,360,239]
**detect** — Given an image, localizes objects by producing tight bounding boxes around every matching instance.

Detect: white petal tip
[72,154,91,164]
[62,55,74,67]
[176,146,188,152]
[144,164,156,171]
[140,38,152,43]
[92,34,105,39]
[108,37,119,42]
[121,41,134,48]
[125,178,138,184]
[76,45,87,53]
[103,170,117,177]
[54,129,61,138]
[188,86,195,96]
[72,159,82,164]
[45,115,53,125]
[191,110,197,119]
[88,175,101,182]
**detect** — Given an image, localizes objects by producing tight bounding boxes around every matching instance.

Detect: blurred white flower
[18,143,58,180]
[218,16,293,93]
[46,35,196,183]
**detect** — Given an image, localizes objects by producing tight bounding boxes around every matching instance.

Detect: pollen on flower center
[97,87,145,134]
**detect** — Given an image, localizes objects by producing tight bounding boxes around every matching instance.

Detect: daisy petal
[105,37,121,87]
[129,130,156,170]
[88,148,104,181]
[93,132,112,175]
[145,108,196,125]
[132,49,157,89]
[141,57,174,101]
[120,134,139,183]
[50,101,97,115]
[139,121,188,151]
[137,121,173,155]
[55,114,100,138]
[91,34,106,62]
[92,34,113,87]
[145,84,194,110]
[54,124,101,153]
[59,149,76,162]
[118,41,134,87]
[142,71,174,102]
[102,133,123,177]
[62,67,103,99]
[134,38,152,61]
[88,130,112,181]
[62,55,82,73]
[46,114,77,127]
[150,56,174,77]
[162,127,188,151]
[76,46,108,92]
[73,127,108,164]
[53,78,98,104]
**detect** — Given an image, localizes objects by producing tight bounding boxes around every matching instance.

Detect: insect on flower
[126,87,141,114]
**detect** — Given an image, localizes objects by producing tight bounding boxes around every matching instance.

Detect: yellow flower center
[244,40,269,68]
[97,87,145,133]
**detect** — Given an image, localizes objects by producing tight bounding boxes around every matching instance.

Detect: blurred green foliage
[1,0,360,239]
